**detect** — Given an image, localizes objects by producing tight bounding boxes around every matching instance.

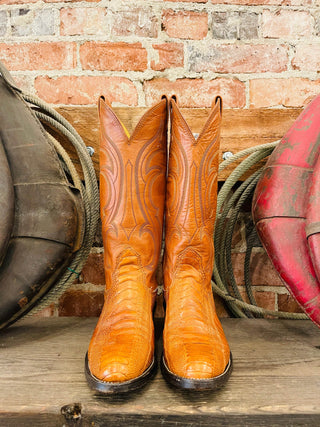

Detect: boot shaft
[99,97,168,290]
[164,97,222,290]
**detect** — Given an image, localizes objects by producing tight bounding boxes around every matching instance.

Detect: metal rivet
[222,151,234,160]
[86,146,95,157]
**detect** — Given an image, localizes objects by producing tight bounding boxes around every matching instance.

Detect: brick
[315,11,320,36]
[2,1,38,4]
[239,287,277,312]
[151,43,184,71]
[35,75,138,106]
[262,10,313,38]
[9,74,34,92]
[211,1,312,4]
[81,253,105,286]
[3,1,99,3]
[80,42,148,72]
[232,252,284,286]
[154,294,165,318]
[11,8,55,37]
[292,44,320,71]
[59,290,104,317]
[110,7,158,38]
[168,0,208,2]
[60,7,106,36]
[253,290,276,311]
[53,0,99,2]
[162,10,208,40]
[231,253,246,285]
[32,304,56,318]
[0,42,76,71]
[156,257,164,288]
[250,78,320,108]
[250,252,283,287]
[231,218,247,252]
[212,11,259,40]
[45,0,99,2]
[213,293,230,318]
[0,11,7,37]
[144,78,246,108]
[278,293,304,313]
[92,219,103,247]
[188,44,288,73]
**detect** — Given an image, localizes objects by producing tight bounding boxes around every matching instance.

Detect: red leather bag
[253,94,320,327]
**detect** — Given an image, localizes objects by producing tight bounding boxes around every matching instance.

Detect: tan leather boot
[85,96,168,394]
[161,96,232,390]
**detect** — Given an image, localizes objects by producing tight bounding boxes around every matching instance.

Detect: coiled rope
[20,92,100,315]
[212,142,308,320]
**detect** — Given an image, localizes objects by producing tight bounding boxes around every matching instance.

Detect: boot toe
[169,357,228,380]
[164,336,230,381]
[100,362,130,382]
[90,354,145,383]
[184,361,216,379]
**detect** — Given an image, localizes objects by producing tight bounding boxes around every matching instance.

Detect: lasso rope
[213,142,308,320]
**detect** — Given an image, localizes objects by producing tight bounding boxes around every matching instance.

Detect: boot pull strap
[214,96,223,116]
[99,95,112,108]
[161,94,169,117]
[169,95,178,116]
[98,95,131,139]
[0,60,22,93]
[171,94,178,105]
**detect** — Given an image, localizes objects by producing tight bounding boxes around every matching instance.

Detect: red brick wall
[1,0,319,108]
[1,0,319,317]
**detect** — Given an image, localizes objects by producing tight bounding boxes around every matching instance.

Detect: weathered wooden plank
[52,107,302,181]
[0,317,319,426]
[0,413,319,427]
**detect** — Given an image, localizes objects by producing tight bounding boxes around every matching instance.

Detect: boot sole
[160,353,233,391]
[85,352,157,395]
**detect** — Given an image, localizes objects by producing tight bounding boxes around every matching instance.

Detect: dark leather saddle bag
[0,61,84,329]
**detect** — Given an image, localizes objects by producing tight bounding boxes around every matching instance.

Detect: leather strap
[0,60,21,92]
[306,222,320,238]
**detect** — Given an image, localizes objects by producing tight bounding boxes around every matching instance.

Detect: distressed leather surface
[253,94,320,327]
[88,97,167,382]
[0,67,83,329]
[306,135,320,291]
[163,97,231,379]
[0,139,14,266]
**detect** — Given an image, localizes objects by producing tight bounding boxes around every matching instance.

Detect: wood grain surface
[51,107,303,181]
[0,317,319,426]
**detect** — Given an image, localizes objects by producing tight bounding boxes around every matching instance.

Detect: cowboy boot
[161,96,232,390]
[85,96,168,394]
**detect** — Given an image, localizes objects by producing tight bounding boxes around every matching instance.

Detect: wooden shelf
[0,317,319,426]
[48,107,303,181]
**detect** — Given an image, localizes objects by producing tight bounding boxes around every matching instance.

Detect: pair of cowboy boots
[85,95,232,394]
